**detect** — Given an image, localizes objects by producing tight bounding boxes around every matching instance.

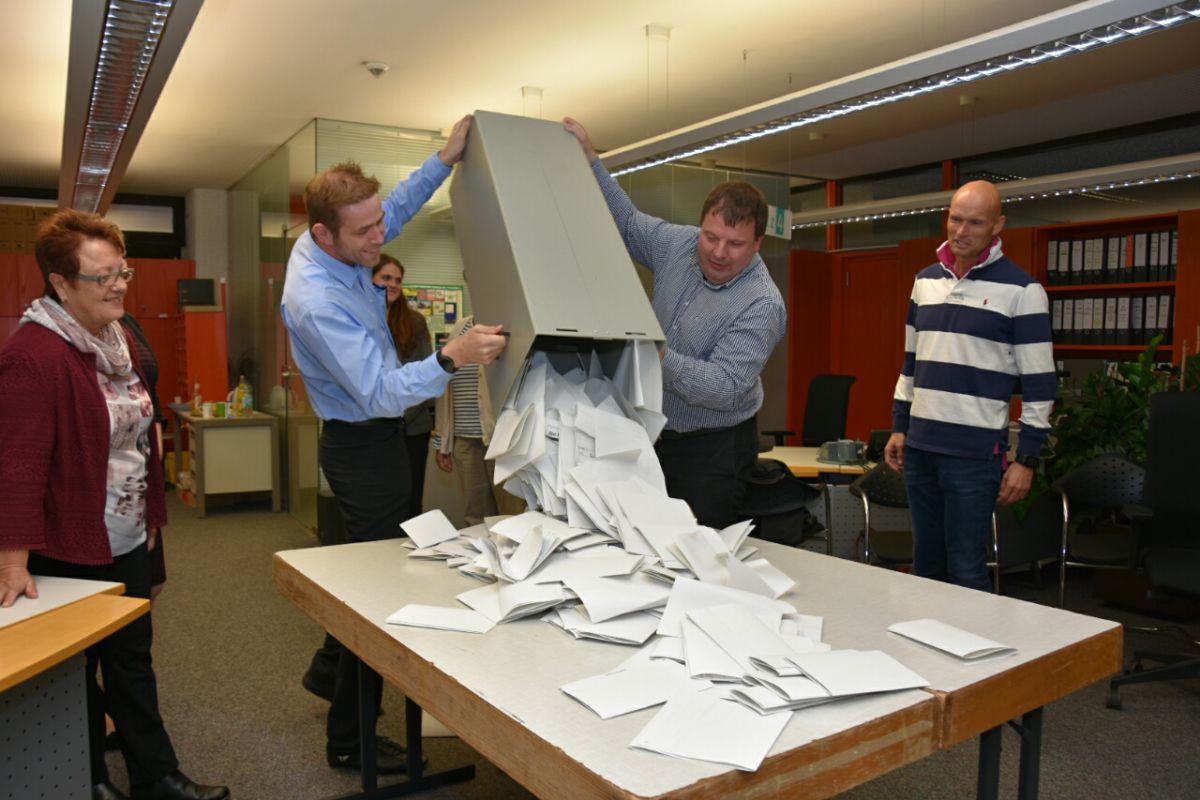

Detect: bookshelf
[1031,210,1198,362]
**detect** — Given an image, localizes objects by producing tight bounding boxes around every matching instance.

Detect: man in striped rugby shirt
[884,180,1055,591]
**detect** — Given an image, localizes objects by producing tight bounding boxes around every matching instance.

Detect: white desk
[273,539,1120,799]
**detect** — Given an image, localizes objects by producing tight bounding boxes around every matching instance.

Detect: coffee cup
[201,402,214,418]
[213,401,227,418]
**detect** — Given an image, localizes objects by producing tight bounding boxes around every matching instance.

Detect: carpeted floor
[101,494,1200,800]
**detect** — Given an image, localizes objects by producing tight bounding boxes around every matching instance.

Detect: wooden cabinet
[126,258,194,318]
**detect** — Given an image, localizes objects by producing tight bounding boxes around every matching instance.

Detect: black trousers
[654,415,759,529]
[29,543,179,786]
[317,418,410,752]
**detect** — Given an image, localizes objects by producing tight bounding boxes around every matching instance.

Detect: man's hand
[0,551,36,608]
[438,114,474,166]
[997,462,1034,505]
[435,451,454,473]
[562,117,599,162]
[883,433,906,472]
[441,323,507,368]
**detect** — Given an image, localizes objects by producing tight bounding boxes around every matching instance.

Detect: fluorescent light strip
[790,170,1200,230]
[72,0,173,211]
[612,2,1200,177]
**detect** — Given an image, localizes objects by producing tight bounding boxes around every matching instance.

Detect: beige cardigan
[432,316,496,453]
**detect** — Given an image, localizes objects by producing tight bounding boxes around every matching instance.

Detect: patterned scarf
[21,297,132,377]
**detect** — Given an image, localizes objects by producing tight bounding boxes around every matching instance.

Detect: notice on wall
[404,284,464,339]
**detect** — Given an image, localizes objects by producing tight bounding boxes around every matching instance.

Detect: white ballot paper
[630,686,792,772]
[386,604,495,634]
[786,650,928,697]
[561,659,710,719]
[888,618,1017,660]
[657,576,795,638]
[399,509,461,549]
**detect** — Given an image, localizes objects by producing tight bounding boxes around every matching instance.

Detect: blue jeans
[903,445,1001,591]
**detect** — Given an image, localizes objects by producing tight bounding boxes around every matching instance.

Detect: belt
[326,417,404,428]
[660,415,757,441]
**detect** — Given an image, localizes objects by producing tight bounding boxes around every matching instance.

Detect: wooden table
[273,539,1120,800]
[1,582,150,800]
[179,409,281,517]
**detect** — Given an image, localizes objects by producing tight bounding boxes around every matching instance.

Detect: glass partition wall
[227,119,463,532]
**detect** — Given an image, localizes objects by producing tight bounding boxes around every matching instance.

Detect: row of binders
[1051,293,1173,346]
[1045,229,1178,286]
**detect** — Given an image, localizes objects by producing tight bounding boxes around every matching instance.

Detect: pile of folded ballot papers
[384,343,1019,774]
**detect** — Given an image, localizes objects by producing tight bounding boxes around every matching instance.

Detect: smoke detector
[363,61,389,78]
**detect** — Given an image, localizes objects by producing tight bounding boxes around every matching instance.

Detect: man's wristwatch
[435,347,457,374]
[1014,453,1040,469]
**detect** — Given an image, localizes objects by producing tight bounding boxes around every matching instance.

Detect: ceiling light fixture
[59,0,203,214]
[605,1,1200,177]
[787,152,1200,229]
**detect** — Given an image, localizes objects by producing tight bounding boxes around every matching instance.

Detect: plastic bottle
[192,377,202,413]
[234,374,253,416]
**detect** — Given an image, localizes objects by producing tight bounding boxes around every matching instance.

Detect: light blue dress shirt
[281,154,454,422]
[590,161,787,433]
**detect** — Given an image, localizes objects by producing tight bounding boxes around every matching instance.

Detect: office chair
[1107,391,1200,709]
[851,463,1003,592]
[991,490,1061,590]
[761,373,856,448]
[849,463,912,569]
[1050,454,1146,607]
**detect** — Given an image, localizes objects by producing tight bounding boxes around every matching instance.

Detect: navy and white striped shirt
[892,239,1055,460]
[592,161,786,433]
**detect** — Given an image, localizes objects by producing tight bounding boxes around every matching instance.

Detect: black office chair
[1050,453,1146,607]
[1107,392,1200,709]
[849,463,912,568]
[762,373,856,448]
[851,463,1003,592]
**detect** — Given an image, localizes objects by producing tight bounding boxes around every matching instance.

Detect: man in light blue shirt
[563,118,786,529]
[282,114,506,776]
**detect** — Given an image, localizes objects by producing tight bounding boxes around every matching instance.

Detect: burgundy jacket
[0,322,167,565]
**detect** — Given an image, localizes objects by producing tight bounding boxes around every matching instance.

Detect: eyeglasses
[73,267,135,288]
[375,274,403,286]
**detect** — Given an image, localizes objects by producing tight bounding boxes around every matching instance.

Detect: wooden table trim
[0,593,150,692]
[932,627,1124,748]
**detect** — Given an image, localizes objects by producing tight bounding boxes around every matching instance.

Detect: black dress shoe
[327,736,417,775]
[130,770,229,800]
[301,666,335,702]
[94,782,130,800]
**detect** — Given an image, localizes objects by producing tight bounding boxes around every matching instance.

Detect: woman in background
[371,254,433,520]
[0,210,228,800]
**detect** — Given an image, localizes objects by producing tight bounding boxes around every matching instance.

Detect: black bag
[738,459,825,547]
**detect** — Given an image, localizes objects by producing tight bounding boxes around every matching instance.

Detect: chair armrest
[761,429,796,446]
[1122,503,1154,570]
[1122,503,1154,523]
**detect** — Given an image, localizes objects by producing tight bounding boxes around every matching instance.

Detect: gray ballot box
[450,110,665,411]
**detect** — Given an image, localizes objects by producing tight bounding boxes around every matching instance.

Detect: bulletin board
[403,283,464,340]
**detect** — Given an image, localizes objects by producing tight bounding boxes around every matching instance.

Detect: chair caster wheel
[1106,686,1122,710]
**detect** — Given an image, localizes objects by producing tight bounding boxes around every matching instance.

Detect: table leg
[325,655,475,800]
[1015,707,1043,800]
[823,483,834,556]
[976,725,1002,800]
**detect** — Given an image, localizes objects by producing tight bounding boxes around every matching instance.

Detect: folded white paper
[888,618,1016,660]
[399,509,461,549]
[385,604,495,634]
[630,687,792,772]
[561,659,708,719]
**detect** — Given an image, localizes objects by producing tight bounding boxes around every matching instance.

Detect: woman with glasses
[0,210,228,800]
